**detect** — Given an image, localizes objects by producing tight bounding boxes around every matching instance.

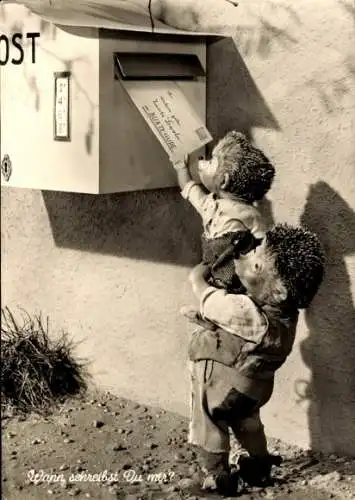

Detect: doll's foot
[202,469,241,496]
[197,449,241,496]
[237,453,282,487]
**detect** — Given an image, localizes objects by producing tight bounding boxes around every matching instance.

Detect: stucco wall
[2,0,355,455]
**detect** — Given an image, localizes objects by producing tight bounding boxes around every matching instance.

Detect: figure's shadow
[206,36,281,145]
[42,187,202,266]
[299,181,355,455]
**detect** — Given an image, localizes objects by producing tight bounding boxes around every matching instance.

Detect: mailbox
[0,4,214,193]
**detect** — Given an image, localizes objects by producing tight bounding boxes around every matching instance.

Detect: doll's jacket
[187,287,299,381]
[181,180,265,239]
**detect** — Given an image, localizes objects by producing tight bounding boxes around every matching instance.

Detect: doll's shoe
[237,453,282,487]
[202,469,241,496]
[198,449,241,496]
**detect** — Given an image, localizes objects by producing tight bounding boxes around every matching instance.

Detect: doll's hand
[171,155,189,171]
[189,263,211,283]
[180,305,200,320]
[189,263,211,299]
[170,155,192,189]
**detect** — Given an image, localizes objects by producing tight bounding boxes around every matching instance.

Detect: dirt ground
[2,389,355,500]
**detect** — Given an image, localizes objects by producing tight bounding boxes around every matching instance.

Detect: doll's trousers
[188,359,272,457]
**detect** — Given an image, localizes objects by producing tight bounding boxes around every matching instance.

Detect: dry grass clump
[1,307,89,416]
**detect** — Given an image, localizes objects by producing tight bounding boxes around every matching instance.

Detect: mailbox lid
[21,0,220,37]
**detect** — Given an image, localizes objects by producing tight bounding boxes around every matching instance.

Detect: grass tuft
[1,307,89,417]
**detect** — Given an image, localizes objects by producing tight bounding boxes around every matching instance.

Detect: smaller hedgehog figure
[172,130,275,293]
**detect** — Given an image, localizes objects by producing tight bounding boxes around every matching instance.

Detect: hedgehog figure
[173,130,275,293]
[184,223,325,495]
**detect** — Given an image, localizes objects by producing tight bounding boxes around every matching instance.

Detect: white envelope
[123,80,213,161]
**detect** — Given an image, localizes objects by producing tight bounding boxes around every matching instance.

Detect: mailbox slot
[114,52,205,80]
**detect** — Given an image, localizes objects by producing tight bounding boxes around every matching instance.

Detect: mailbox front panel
[1,6,209,194]
[0,5,100,193]
[98,31,207,193]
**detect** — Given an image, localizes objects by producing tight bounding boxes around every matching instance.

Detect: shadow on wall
[232,1,301,59]
[206,36,280,145]
[206,36,278,229]
[42,190,276,266]
[298,181,355,456]
[305,54,355,115]
[42,187,202,266]
[338,0,355,22]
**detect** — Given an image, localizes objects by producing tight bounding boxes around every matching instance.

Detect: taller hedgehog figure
[172,130,275,293]
[183,223,325,496]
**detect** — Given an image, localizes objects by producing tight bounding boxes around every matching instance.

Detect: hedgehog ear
[220,173,230,190]
[271,281,288,304]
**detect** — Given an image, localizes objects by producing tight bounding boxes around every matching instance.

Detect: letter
[11,33,24,65]
[0,34,9,66]
[147,472,161,482]
[76,472,84,481]
[33,470,44,485]
[27,469,36,483]
[26,32,40,63]
[45,473,56,483]
[123,469,136,483]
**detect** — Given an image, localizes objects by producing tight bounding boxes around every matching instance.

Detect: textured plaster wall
[2,0,355,455]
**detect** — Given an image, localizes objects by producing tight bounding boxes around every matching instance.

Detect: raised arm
[171,157,213,221]
[172,157,193,190]
[188,263,268,341]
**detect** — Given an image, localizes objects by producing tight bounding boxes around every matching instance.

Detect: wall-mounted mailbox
[0,5,215,194]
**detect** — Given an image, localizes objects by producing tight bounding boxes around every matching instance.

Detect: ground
[2,389,355,500]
